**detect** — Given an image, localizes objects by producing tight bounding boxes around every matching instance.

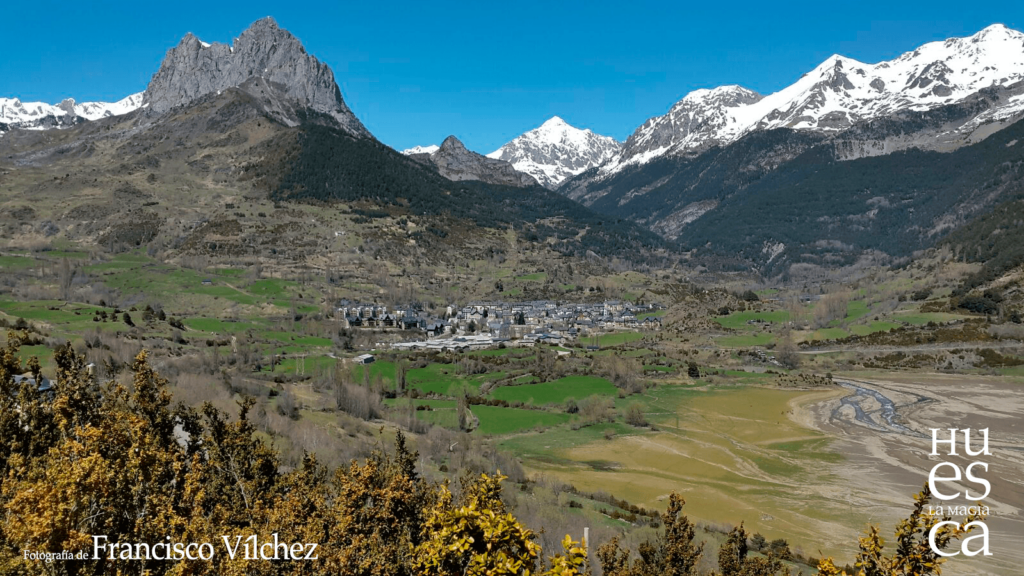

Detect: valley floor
[509,376,1023,575]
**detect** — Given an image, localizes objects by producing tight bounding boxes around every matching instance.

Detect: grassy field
[502,384,862,559]
[406,363,476,395]
[472,406,571,435]
[595,331,647,347]
[809,327,848,341]
[0,300,130,337]
[0,255,37,270]
[490,375,618,405]
[15,344,54,368]
[184,318,248,333]
[849,321,900,336]
[716,333,774,347]
[843,300,871,323]
[274,354,337,375]
[644,364,676,373]
[515,272,547,282]
[248,279,297,298]
[714,310,790,331]
[894,312,967,325]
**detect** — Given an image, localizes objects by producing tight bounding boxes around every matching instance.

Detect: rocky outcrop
[427,136,538,187]
[143,17,368,137]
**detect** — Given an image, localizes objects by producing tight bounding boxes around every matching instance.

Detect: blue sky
[2,1,1021,152]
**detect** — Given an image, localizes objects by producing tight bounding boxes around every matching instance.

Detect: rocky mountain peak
[438,135,469,153]
[56,99,77,115]
[143,17,369,136]
[426,135,538,187]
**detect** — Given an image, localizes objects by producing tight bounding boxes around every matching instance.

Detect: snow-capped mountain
[0,92,145,131]
[401,144,440,155]
[487,117,620,188]
[604,23,1024,173]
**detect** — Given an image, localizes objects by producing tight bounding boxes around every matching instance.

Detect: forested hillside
[943,196,1024,294]
[273,121,671,261]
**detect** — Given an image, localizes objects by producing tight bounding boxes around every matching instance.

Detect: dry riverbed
[811,373,1024,575]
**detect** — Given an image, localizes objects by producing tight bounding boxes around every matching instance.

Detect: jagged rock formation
[426,136,538,187]
[143,17,368,136]
[2,18,367,137]
[486,117,620,189]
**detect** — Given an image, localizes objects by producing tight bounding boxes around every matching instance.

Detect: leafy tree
[59,257,73,301]
[957,295,999,314]
[775,329,800,370]
[624,403,648,427]
[598,493,703,576]
[415,472,541,576]
[716,523,788,575]
[816,484,986,576]
[395,359,407,395]
[545,535,591,576]
[687,361,701,379]
[324,431,430,576]
[457,392,471,432]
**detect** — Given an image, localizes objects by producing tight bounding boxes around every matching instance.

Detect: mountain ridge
[0,92,145,132]
[596,23,1024,174]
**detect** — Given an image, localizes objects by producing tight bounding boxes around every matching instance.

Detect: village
[336,299,663,352]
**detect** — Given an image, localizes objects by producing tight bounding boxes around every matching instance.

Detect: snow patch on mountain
[603,24,1024,174]
[0,92,145,131]
[487,116,620,188]
[401,144,440,155]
